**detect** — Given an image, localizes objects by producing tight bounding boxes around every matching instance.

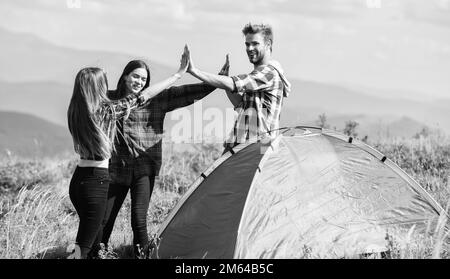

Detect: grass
[0,134,448,259]
[0,143,222,259]
[372,134,450,207]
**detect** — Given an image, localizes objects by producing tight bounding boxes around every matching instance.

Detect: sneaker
[90,243,118,259]
[134,237,160,259]
[66,244,81,259]
[102,244,119,259]
[134,244,147,259]
[148,235,161,259]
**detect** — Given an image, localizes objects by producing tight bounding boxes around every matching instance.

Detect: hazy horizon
[0,0,449,102]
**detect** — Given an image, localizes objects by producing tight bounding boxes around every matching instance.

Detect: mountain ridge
[0,111,72,157]
[0,26,448,156]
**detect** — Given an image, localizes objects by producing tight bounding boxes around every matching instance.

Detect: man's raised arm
[220,54,243,108]
[186,46,236,92]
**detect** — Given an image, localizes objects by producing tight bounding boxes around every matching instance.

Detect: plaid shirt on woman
[226,61,291,147]
[76,92,146,160]
[107,83,216,186]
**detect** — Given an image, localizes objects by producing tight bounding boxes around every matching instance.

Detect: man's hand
[218,54,230,76]
[184,46,235,91]
[186,45,196,75]
[219,54,241,107]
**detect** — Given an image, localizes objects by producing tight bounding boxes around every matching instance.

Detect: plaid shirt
[76,92,145,160]
[107,83,215,185]
[99,92,146,121]
[227,61,290,146]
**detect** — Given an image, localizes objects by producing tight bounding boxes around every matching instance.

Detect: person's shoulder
[247,64,270,76]
[255,63,279,73]
[249,64,278,80]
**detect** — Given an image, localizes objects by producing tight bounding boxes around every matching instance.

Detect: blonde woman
[66,46,189,259]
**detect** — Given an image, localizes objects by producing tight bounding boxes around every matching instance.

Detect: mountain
[0,26,201,126]
[0,27,449,151]
[281,79,450,134]
[0,26,176,85]
[434,99,450,109]
[2,77,447,136]
[300,114,430,140]
[0,81,70,126]
[0,111,72,157]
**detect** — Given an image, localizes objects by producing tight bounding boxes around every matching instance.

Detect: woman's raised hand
[176,44,190,76]
[185,45,197,75]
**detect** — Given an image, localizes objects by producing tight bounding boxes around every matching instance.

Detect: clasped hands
[178,44,230,77]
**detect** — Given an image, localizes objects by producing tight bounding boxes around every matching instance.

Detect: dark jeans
[99,171,156,248]
[69,166,110,259]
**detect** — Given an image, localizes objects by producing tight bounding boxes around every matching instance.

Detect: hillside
[0,26,206,127]
[0,111,72,157]
[0,27,449,150]
[299,114,430,140]
[283,79,450,134]
[0,27,176,85]
[0,81,70,126]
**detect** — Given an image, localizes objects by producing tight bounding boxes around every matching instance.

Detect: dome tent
[152,126,445,259]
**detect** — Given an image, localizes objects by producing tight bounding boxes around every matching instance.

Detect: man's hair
[242,23,273,51]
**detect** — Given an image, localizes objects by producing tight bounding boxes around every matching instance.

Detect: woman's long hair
[111,60,151,100]
[67,67,116,159]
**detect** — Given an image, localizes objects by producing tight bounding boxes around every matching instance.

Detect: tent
[152,126,445,259]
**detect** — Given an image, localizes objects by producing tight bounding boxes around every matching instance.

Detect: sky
[0,0,450,101]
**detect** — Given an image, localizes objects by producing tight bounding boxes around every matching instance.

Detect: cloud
[302,17,326,32]
[402,0,450,28]
[135,0,196,24]
[181,0,363,18]
[1,0,450,99]
[425,39,450,55]
[377,35,450,57]
[436,0,450,10]
[373,51,388,61]
[330,24,357,35]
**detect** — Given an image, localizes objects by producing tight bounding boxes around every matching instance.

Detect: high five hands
[184,44,230,76]
[176,44,190,76]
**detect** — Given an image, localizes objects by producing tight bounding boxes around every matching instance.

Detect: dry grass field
[0,134,448,259]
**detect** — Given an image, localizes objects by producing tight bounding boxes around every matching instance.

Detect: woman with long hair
[92,54,229,258]
[66,46,189,259]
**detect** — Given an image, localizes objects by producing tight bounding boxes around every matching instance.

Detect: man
[187,23,291,151]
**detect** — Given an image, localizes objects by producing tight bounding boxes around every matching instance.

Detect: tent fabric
[154,127,445,259]
[155,143,265,259]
